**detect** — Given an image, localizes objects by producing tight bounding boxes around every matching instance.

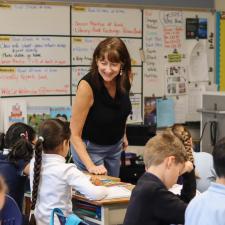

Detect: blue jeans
[70,139,123,177]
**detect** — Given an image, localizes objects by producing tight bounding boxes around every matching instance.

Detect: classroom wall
[215,0,225,11]
[63,0,215,8]
[7,0,215,9]
[0,1,216,140]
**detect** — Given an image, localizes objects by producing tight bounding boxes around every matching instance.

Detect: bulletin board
[0,3,216,124]
[143,9,215,122]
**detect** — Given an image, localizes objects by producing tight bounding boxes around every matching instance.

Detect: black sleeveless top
[80,72,131,145]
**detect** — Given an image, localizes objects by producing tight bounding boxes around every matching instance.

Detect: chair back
[50,208,88,225]
[194,151,216,192]
[1,195,23,225]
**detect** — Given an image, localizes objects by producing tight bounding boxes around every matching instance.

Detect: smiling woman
[70,37,132,177]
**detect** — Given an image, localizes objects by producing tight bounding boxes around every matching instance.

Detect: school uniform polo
[123,171,196,225]
[0,153,28,211]
[185,182,225,225]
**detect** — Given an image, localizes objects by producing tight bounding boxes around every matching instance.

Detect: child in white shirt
[29,119,108,225]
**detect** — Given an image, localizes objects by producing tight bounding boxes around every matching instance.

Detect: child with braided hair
[29,119,108,225]
[171,124,216,192]
[171,124,194,164]
[0,122,36,212]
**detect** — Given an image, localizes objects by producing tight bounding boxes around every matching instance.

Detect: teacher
[70,37,132,176]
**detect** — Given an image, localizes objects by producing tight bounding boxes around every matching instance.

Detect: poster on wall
[144,96,156,126]
[164,51,188,96]
[186,18,207,39]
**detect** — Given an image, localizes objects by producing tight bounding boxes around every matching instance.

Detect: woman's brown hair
[90,37,132,93]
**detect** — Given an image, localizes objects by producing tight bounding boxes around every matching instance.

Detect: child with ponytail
[29,119,108,225]
[0,122,36,212]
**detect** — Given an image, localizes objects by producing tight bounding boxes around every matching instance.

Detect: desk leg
[101,207,109,225]
[101,203,128,225]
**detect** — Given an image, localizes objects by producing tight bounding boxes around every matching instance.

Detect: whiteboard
[0,4,69,35]
[72,37,142,65]
[0,36,70,66]
[0,3,216,123]
[72,6,142,37]
[72,66,90,94]
[72,66,142,94]
[143,9,215,98]
[0,67,70,96]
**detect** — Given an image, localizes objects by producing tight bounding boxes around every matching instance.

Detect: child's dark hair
[212,137,225,178]
[0,133,5,150]
[29,119,71,224]
[1,123,36,165]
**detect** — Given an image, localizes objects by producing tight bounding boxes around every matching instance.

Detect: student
[70,37,132,176]
[172,124,216,192]
[185,137,225,225]
[123,131,196,225]
[0,122,36,211]
[171,124,194,164]
[29,119,108,225]
[0,176,7,223]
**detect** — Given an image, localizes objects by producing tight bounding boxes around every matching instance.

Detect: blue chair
[193,151,216,192]
[1,195,23,225]
[50,208,89,225]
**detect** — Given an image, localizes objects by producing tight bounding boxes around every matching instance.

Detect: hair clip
[20,131,29,140]
[38,136,44,142]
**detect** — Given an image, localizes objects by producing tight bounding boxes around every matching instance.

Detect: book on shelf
[74,200,101,219]
[2,99,27,133]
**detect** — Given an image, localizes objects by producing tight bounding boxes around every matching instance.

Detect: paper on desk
[105,186,131,199]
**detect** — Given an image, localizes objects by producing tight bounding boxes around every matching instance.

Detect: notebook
[105,186,131,199]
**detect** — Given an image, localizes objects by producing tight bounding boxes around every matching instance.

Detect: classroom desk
[73,188,132,225]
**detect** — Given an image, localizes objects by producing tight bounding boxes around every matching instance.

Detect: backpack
[49,208,84,225]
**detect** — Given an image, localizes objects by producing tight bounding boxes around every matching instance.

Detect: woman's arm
[123,127,128,150]
[65,165,108,200]
[70,80,107,175]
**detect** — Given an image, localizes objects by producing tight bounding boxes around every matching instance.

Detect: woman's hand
[88,164,107,175]
[123,134,129,150]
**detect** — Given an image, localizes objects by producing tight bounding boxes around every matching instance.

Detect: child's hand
[181,161,193,174]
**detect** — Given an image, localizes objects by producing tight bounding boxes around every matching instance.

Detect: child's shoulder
[135,173,166,194]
